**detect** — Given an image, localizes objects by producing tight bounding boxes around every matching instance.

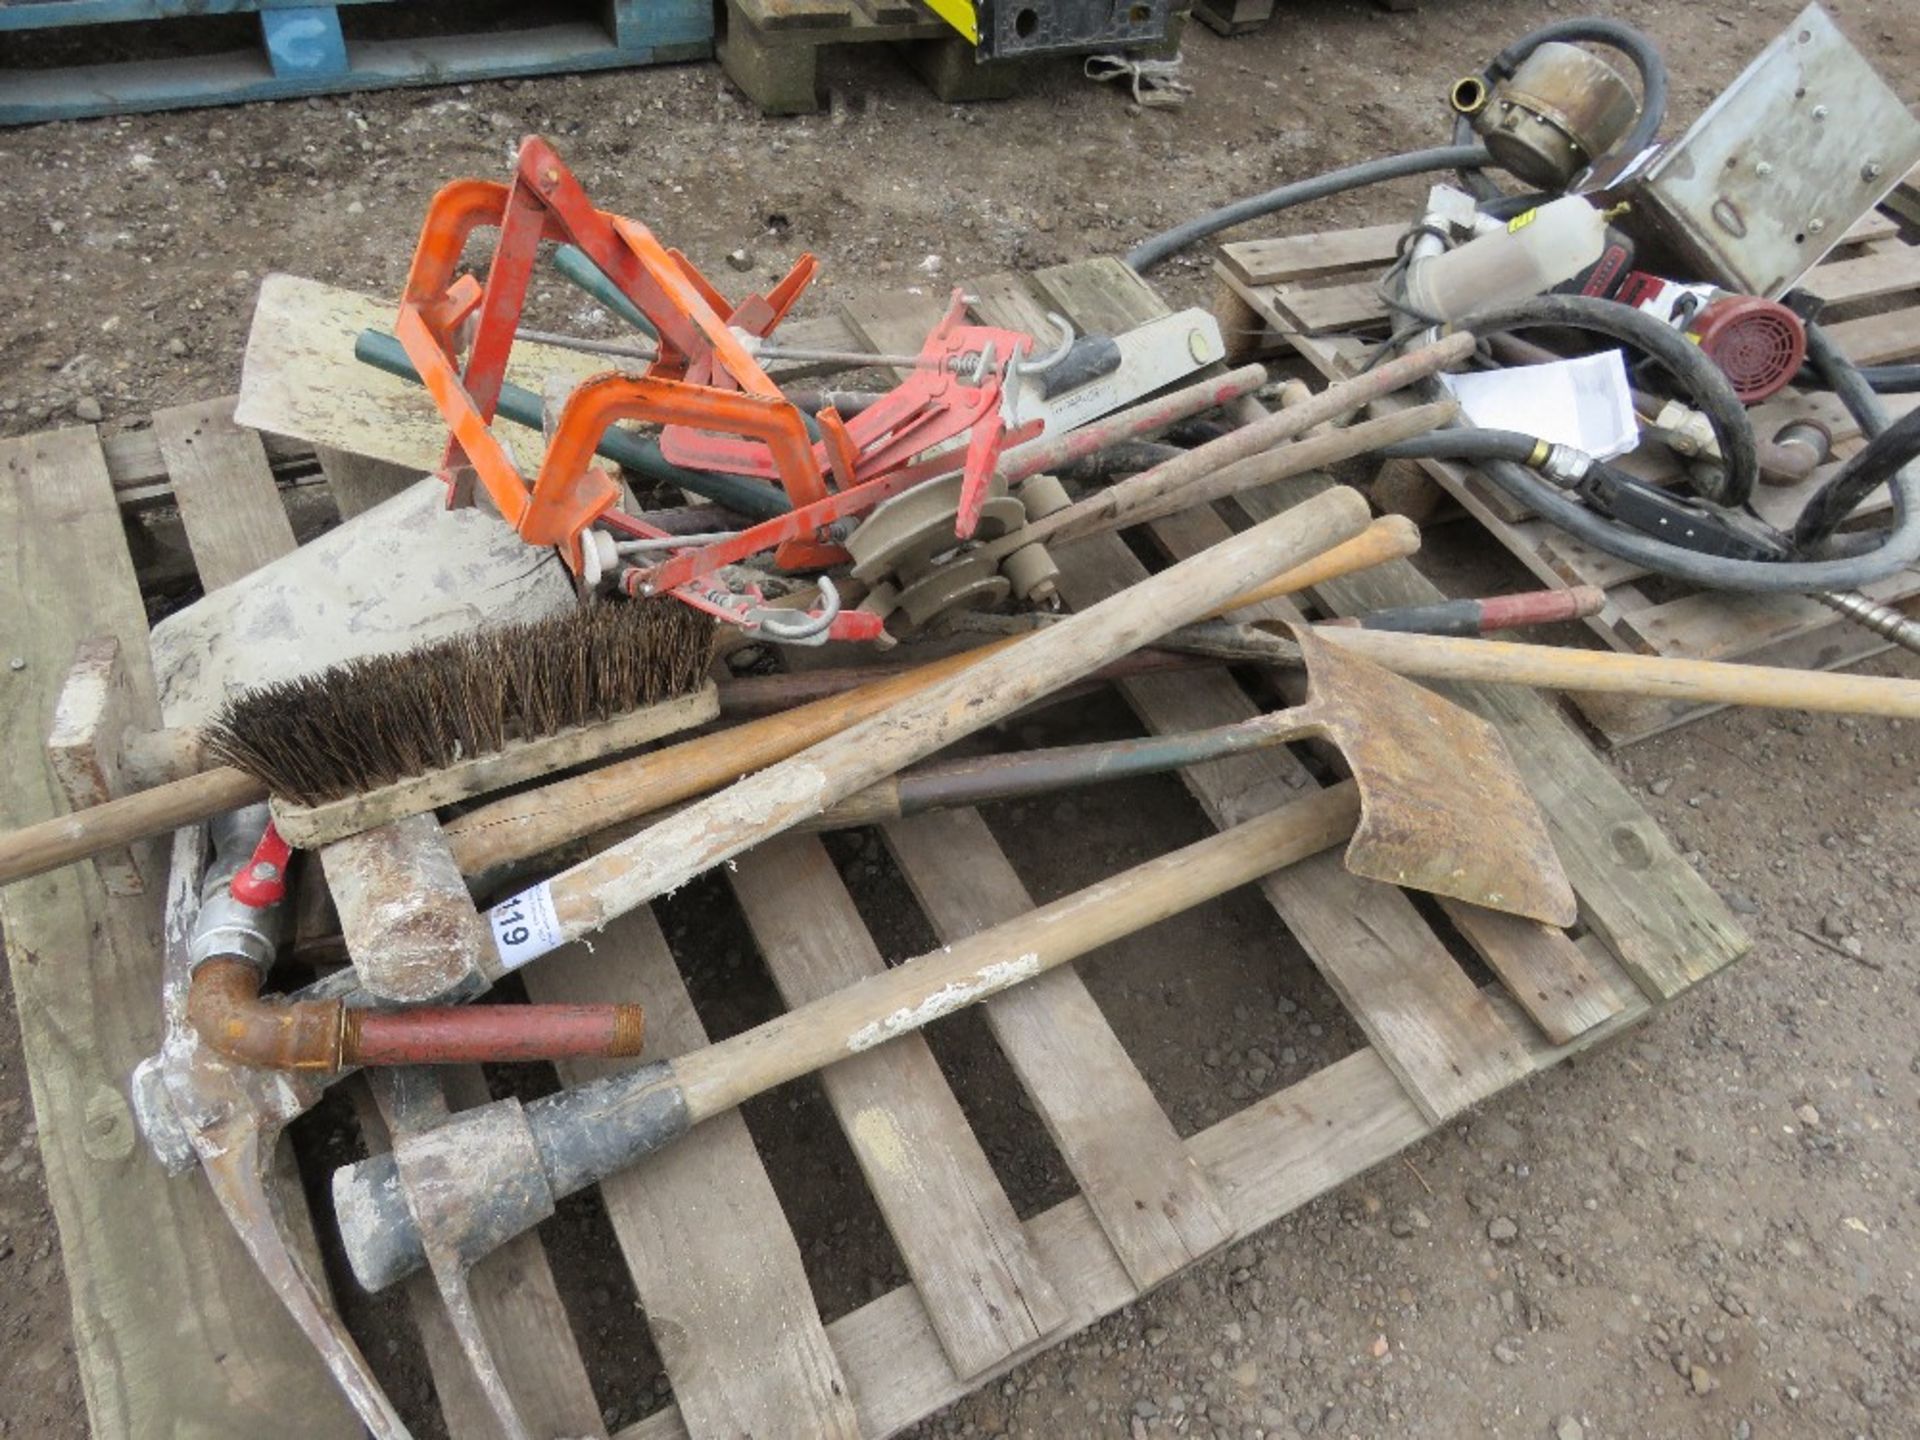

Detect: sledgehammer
[335,781,1364,1293]
[334,614,1578,1291]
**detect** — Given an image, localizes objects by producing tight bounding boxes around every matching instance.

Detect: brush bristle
[204,601,716,806]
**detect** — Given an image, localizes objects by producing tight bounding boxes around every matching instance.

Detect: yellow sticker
[1506,208,1540,234]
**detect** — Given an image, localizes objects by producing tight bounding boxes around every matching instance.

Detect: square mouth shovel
[790,620,1577,927]
[1269,623,1576,927]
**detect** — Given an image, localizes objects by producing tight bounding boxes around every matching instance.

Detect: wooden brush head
[204,601,715,805]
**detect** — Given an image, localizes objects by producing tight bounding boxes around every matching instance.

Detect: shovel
[563,621,1577,928]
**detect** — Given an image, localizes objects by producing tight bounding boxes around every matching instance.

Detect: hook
[752,576,842,645]
[1011,314,1076,376]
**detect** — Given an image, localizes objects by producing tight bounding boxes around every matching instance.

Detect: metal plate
[977,0,1172,61]
[1633,3,1920,297]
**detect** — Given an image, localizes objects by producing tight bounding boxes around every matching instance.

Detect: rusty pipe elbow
[188,958,646,1071]
[188,957,348,1071]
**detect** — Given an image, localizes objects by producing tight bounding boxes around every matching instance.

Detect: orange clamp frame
[394,136,828,572]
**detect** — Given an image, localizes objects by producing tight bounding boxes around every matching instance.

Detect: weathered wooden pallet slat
[833,291,1238,1290]
[622,949,1651,1440]
[529,907,864,1440]
[727,834,1068,1380]
[5,253,1746,1440]
[154,398,300,591]
[0,419,363,1435]
[884,807,1238,1290]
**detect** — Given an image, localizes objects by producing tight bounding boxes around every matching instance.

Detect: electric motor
[1453,41,1640,190]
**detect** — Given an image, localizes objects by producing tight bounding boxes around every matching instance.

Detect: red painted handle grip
[231,822,294,908]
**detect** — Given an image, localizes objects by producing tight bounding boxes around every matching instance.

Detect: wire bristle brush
[0,601,718,887]
[204,600,717,809]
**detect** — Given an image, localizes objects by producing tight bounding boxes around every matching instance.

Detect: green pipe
[552,244,658,339]
[352,329,788,519]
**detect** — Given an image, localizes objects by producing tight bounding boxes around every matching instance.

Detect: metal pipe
[188,958,348,1072]
[184,810,647,1071]
[353,329,792,519]
[186,956,647,1071]
[515,326,943,374]
[1817,591,1920,654]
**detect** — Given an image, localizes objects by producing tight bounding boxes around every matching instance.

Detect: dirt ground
[2,1,1918,1437]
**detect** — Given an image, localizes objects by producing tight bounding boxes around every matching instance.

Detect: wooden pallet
[0,257,1748,1438]
[1213,204,1920,746]
[0,0,712,126]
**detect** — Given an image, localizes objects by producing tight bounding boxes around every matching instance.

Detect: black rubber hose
[1124,145,1491,274]
[1450,113,1506,204]
[1419,442,1920,592]
[1454,294,1758,507]
[1387,305,1920,589]
[1795,324,1919,549]
[1382,429,1540,466]
[1804,321,1889,436]
[1858,364,1920,394]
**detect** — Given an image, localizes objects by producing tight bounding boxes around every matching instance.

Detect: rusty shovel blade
[1284,623,1577,927]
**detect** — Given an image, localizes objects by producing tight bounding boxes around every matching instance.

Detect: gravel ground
[0,2,1916,1437]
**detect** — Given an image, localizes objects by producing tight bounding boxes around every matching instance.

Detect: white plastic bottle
[1400,196,1607,322]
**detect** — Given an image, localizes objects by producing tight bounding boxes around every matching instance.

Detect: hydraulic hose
[1857,364,1920,395]
[1456,294,1758,507]
[1125,145,1491,273]
[1795,364,1920,552]
[1393,422,1920,593]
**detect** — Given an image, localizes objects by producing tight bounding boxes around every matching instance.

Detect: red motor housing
[1688,295,1806,404]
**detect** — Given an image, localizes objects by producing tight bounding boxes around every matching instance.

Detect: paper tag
[1439,350,1640,461]
[488,883,565,972]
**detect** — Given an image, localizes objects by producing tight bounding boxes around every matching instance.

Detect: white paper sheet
[1440,349,1640,460]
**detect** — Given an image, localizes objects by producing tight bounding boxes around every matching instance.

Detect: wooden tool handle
[675,781,1363,1119]
[443,638,1022,875]
[449,512,1423,879]
[0,765,268,889]
[526,487,1373,954]
[1015,339,1466,555]
[1315,627,1920,718]
[1208,515,1421,618]
[1059,402,1455,544]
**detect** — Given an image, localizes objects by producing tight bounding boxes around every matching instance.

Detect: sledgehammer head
[1288,624,1577,928]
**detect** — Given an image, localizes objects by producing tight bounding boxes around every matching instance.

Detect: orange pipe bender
[395,135,829,572]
